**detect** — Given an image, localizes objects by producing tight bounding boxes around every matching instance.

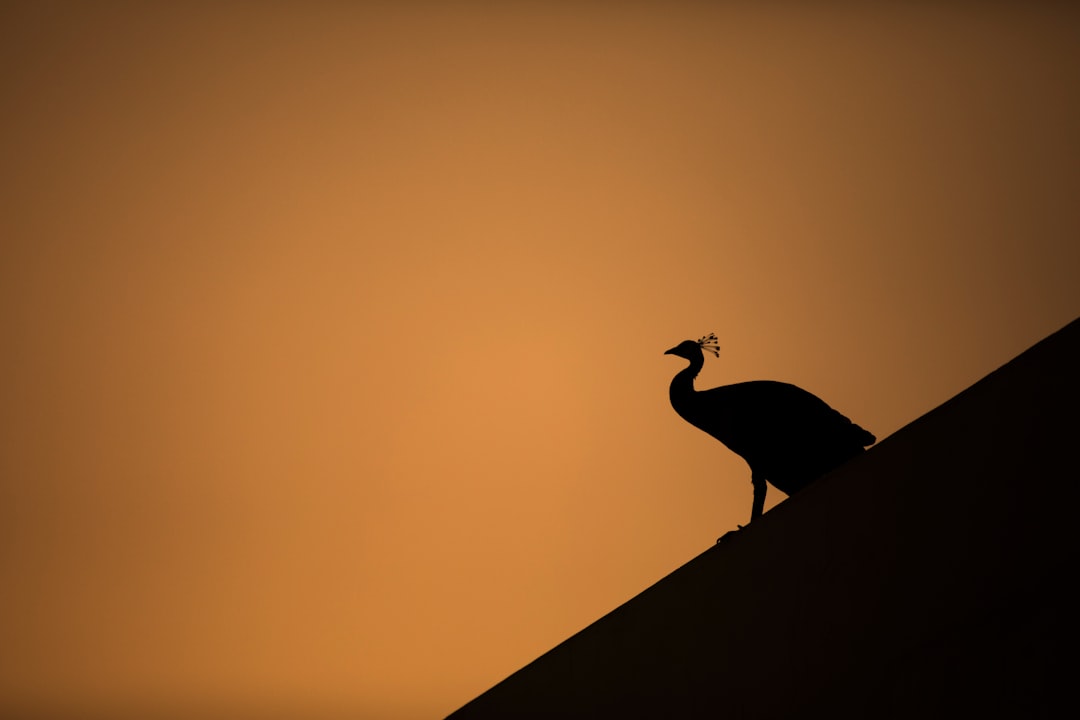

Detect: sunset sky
[2,2,1078,718]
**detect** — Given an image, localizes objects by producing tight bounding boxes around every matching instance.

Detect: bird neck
[670,354,704,403]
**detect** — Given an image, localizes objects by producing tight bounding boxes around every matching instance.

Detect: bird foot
[716,525,747,544]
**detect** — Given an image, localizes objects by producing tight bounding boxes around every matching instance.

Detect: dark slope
[449,317,1079,719]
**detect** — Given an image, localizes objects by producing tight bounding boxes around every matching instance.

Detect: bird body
[666,335,875,526]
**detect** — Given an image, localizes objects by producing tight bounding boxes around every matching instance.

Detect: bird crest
[697,333,720,357]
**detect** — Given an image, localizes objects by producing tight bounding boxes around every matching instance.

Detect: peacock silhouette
[665,333,875,537]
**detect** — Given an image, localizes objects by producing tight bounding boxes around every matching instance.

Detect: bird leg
[750,474,767,522]
[718,475,769,543]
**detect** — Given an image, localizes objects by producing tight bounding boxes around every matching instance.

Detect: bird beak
[664,347,677,355]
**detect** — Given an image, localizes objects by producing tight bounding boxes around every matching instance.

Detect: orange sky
[2,3,1078,718]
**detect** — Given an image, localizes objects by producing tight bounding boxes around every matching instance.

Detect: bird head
[664,333,720,359]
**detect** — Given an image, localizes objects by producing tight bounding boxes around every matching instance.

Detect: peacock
[665,333,875,536]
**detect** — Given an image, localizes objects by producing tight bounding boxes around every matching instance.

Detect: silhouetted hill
[448,317,1079,719]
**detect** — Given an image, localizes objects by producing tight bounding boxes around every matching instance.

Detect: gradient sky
[2,2,1078,718]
